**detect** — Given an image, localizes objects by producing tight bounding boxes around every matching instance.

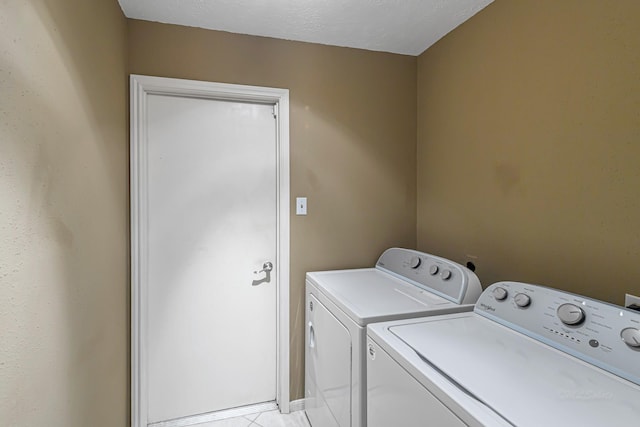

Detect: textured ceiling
[118,0,493,56]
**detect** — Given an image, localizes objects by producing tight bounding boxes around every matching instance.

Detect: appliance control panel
[476,281,640,386]
[375,248,481,305]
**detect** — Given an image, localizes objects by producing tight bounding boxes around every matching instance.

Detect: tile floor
[193,409,311,427]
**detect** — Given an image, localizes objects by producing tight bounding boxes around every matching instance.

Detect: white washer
[305,247,482,427]
[367,281,640,427]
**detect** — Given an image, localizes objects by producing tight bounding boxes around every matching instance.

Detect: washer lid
[389,314,640,427]
[307,269,467,326]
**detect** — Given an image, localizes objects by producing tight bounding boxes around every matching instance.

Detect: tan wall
[0,1,129,426]
[417,0,640,304]
[128,20,417,400]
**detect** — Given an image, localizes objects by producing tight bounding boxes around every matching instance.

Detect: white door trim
[130,74,290,427]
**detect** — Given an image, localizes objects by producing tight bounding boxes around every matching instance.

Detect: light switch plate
[625,293,640,308]
[296,197,307,215]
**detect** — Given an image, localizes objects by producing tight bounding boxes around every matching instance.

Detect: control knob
[557,303,585,325]
[514,293,531,308]
[429,265,439,275]
[493,287,508,301]
[620,328,640,348]
[441,269,452,280]
[409,256,421,269]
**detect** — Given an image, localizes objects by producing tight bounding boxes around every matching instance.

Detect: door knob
[252,262,273,286]
[255,262,273,274]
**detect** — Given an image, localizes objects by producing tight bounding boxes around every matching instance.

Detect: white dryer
[367,282,640,427]
[304,247,482,427]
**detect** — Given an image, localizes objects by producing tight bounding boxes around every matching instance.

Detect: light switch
[296,197,307,215]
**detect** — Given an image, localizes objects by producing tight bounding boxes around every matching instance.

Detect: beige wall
[0,1,129,426]
[128,20,417,400]
[417,0,640,304]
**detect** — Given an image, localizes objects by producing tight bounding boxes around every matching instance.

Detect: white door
[144,93,277,423]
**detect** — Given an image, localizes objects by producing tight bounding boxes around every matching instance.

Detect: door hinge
[272,104,278,119]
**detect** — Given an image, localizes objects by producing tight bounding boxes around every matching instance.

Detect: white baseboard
[289,398,306,412]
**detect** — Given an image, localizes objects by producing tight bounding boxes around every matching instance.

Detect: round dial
[409,256,421,269]
[492,287,508,301]
[441,270,452,280]
[514,293,531,308]
[429,265,439,275]
[620,328,640,348]
[557,303,585,325]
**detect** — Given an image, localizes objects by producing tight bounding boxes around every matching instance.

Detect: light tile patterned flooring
[193,409,311,427]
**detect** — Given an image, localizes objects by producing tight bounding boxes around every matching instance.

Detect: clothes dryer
[305,247,482,427]
[367,282,640,427]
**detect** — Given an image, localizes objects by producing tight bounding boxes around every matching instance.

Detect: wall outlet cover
[625,293,640,308]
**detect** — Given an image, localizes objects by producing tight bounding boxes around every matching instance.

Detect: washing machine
[304,247,482,427]
[367,281,640,427]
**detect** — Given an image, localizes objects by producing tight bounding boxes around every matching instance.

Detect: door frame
[130,74,290,427]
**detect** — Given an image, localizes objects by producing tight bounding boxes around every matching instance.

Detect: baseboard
[289,398,306,412]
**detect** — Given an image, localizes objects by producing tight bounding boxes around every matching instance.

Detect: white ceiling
[118,0,493,56]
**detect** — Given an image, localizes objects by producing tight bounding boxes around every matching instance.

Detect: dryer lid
[307,269,467,326]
